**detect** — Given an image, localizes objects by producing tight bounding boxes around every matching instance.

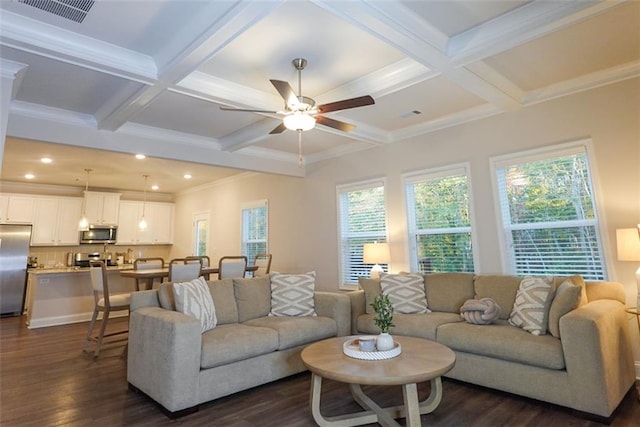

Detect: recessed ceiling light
[184,174,192,179]
[25,173,35,179]
[151,185,159,191]
[135,154,146,160]
[40,157,52,164]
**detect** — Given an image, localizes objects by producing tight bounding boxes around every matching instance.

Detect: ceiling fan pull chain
[298,130,304,167]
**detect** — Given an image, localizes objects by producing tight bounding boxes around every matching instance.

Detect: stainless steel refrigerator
[0,224,32,316]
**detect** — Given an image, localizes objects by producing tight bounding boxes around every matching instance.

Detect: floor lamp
[616,226,640,308]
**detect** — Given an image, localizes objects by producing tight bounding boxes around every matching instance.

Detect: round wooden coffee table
[301,336,455,427]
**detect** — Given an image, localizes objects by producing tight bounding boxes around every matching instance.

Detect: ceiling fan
[220,58,375,166]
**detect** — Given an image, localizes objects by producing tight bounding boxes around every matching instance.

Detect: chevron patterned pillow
[380,273,430,314]
[508,276,555,335]
[269,271,317,317]
[173,276,217,333]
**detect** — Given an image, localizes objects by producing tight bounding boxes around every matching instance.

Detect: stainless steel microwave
[79,225,117,244]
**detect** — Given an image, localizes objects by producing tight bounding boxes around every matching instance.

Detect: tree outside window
[405,165,475,273]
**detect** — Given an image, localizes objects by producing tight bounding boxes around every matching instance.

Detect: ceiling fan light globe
[283,112,316,131]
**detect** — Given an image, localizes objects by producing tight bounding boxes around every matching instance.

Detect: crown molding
[118,122,221,150]
[11,100,96,128]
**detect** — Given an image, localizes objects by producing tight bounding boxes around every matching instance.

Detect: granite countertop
[28,265,134,275]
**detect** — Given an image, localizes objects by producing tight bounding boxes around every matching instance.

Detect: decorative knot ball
[460,298,501,325]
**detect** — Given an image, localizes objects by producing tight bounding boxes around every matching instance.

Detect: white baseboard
[27,311,128,329]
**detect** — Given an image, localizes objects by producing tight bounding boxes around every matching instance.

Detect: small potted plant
[371,293,395,351]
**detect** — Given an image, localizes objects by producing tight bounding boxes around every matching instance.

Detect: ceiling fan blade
[269,122,287,134]
[220,107,278,113]
[317,95,374,114]
[316,115,356,132]
[270,80,298,107]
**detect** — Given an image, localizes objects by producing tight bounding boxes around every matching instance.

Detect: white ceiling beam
[96,1,285,132]
[314,0,522,111]
[0,10,157,82]
[448,0,628,66]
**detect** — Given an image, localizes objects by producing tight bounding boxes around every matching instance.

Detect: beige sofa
[348,273,636,418]
[127,275,351,417]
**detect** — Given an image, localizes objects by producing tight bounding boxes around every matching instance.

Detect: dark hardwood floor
[1,315,638,426]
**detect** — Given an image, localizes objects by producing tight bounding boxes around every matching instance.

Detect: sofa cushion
[200,323,279,369]
[380,273,429,314]
[269,272,317,317]
[424,273,475,313]
[233,275,272,322]
[508,276,555,336]
[554,274,588,307]
[358,277,381,314]
[206,278,238,325]
[474,275,521,320]
[243,315,337,350]
[548,279,582,338]
[356,312,464,341]
[173,277,217,333]
[437,320,565,370]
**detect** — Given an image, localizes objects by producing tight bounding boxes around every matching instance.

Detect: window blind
[337,180,387,286]
[494,145,606,280]
[241,201,268,264]
[404,166,474,273]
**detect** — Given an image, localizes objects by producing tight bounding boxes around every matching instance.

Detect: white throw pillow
[173,276,217,333]
[380,273,430,314]
[269,271,317,317]
[508,276,555,335]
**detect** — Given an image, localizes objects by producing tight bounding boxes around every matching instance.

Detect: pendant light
[138,174,149,231]
[78,168,92,231]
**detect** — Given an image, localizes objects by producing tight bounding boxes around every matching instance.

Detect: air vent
[18,0,95,23]
[399,110,422,119]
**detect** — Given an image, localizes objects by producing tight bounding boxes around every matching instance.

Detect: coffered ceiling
[1,0,638,193]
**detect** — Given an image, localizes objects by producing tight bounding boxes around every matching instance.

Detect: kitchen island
[26,265,136,329]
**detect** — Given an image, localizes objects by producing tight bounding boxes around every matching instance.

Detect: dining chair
[252,253,272,277]
[168,257,202,282]
[218,256,248,279]
[185,255,211,279]
[133,257,165,290]
[83,261,131,358]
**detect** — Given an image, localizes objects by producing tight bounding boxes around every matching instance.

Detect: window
[492,141,607,280]
[193,212,209,256]
[337,179,387,287]
[241,200,268,263]
[404,164,476,273]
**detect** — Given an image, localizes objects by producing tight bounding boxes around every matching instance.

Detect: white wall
[174,78,640,365]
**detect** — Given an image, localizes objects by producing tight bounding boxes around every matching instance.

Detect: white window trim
[192,211,210,256]
[489,138,611,278]
[401,162,479,273]
[336,178,388,290]
[241,199,269,259]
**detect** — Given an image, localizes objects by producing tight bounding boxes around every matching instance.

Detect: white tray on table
[343,337,402,360]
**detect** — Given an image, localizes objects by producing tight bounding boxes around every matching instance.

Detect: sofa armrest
[130,289,160,311]
[127,306,202,413]
[560,299,635,416]
[347,290,366,335]
[584,281,626,304]
[314,291,351,336]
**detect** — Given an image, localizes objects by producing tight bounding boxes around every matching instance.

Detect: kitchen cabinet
[84,191,120,225]
[0,194,36,224]
[116,201,174,245]
[31,197,82,246]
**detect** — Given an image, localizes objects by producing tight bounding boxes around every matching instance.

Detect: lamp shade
[363,242,390,265]
[616,228,640,261]
[283,112,316,131]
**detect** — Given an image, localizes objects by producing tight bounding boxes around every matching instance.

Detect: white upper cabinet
[31,197,82,246]
[84,191,121,225]
[116,201,173,245]
[0,194,36,224]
